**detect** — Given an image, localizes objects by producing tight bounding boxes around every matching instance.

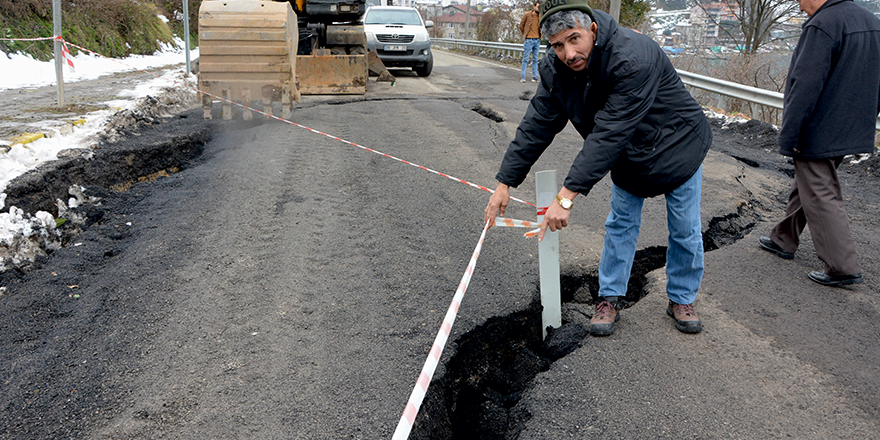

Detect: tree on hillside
[693,0,800,54]
[417,5,444,39]
[477,7,515,43]
[656,0,691,10]
[478,2,529,44]
[589,0,653,30]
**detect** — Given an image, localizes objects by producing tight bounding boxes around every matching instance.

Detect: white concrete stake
[536,170,561,340]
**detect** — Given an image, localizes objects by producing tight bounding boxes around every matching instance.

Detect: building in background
[432,4,483,39]
[689,2,739,46]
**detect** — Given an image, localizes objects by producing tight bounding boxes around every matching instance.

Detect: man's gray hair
[540,10,593,39]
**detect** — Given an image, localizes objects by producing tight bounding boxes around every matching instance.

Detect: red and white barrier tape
[493,216,541,238]
[61,40,75,71]
[0,36,56,41]
[1,36,74,71]
[391,219,491,440]
[5,37,549,437]
[390,214,544,439]
[285,124,535,207]
[52,38,537,207]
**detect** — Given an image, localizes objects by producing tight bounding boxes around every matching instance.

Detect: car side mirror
[425,20,433,29]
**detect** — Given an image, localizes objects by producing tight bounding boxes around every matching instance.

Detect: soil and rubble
[0,74,202,274]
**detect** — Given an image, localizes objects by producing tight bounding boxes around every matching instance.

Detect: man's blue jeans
[598,166,704,305]
[521,38,540,80]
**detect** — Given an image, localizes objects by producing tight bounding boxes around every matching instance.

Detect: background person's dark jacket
[496,10,712,199]
[777,0,880,159]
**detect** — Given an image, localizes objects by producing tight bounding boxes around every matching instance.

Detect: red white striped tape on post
[493,217,541,238]
[493,217,538,229]
[61,40,75,71]
[528,206,552,237]
[391,219,491,440]
[1,36,74,70]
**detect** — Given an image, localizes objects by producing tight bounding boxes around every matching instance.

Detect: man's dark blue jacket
[496,10,712,199]
[777,0,880,159]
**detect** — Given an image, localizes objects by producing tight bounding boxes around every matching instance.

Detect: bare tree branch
[691,0,799,53]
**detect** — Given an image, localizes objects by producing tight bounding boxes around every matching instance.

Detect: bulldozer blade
[367,50,395,82]
[296,54,367,95]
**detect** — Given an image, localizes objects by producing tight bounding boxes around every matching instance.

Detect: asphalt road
[1,50,879,439]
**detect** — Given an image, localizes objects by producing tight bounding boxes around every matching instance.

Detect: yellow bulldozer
[197,0,386,119]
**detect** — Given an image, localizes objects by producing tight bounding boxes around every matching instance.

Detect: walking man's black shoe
[759,236,794,260]
[808,271,863,286]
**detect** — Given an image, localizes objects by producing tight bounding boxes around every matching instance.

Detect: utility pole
[53,0,64,107]
[183,0,191,75]
[464,0,472,39]
[610,0,621,22]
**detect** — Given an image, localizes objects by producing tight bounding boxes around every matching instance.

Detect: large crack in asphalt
[409,203,762,440]
[0,104,211,276]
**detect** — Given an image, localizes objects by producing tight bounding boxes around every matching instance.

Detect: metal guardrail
[434,37,880,130]
[675,70,784,109]
[434,38,547,58]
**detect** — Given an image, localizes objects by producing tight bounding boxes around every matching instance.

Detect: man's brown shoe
[590,300,620,336]
[666,301,702,334]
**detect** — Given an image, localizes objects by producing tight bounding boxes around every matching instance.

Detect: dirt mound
[708,116,779,151]
[844,151,880,178]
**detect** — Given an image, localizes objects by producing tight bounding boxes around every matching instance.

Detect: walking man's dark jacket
[496,10,712,199]
[777,0,880,159]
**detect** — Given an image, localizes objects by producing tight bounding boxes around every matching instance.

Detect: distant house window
[449,23,453,28]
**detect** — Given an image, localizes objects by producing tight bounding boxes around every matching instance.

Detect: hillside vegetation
[0,0,198,60]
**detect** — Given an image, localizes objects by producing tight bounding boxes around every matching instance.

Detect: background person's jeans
[521,38,540,80]
[598,166,704,305]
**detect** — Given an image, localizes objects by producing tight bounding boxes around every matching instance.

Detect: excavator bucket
[198,0,300,120]
[296,52,367,94]
[295,23,368,95]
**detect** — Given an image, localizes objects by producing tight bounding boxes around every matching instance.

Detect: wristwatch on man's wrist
[555,194,573,210]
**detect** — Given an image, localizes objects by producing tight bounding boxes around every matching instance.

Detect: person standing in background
[759,0,880,286]
[519,1,541,83]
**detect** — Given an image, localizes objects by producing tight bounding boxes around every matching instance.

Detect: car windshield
[364,10,422,26]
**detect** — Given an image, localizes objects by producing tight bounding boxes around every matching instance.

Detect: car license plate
[384,45,406,51]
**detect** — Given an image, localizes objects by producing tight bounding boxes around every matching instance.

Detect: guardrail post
[536,170,561,340]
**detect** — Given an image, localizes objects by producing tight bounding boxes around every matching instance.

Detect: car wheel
[414,52,433,77]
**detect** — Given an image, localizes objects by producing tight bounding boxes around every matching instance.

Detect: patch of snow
[0,40,198,272]
[0,37,197,91]
[703,108,750,127]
